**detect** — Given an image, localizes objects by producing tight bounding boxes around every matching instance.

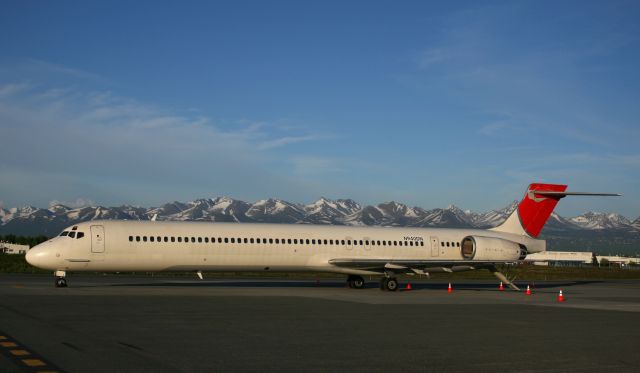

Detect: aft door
[430,236,439,257]
[91,225,105,253]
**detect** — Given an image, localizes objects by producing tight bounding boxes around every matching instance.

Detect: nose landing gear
[54,270,67,288]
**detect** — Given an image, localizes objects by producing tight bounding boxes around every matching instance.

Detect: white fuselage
[27,220,545,275]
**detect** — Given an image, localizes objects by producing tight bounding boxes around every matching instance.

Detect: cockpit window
[76,232,85,239]
[60,231,69,237]
[69,232,76,238]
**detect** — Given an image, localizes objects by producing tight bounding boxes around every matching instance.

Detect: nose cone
[26,244,56,270]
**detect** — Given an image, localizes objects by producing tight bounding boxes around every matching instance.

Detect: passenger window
[224,238,229,243]
[178,237,182,242]
[365,240,369,245]
[377,240,381,245]
[143,236,147,242]
[231,238,235,243]
[312,239,316,245]
[347,240,351,245]
[171,237,175,242]
[197,237,202,243]
[382,241,386,246]
[275,239,280,244]
[150,236,155,242]
[441,242,444,247]
[243,238,247,243]
[341,240,345,245]
[218,237,222,243]
[288,239,292,244]
[250,238,255,244]
[457,242,460,247]
[77,232,84,239]
[157,236,161,242]
[129,236,133,242]
[204,237,209,243]
[136,236,141,242]
[184,237,188,242]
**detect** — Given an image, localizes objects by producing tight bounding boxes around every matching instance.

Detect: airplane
[26,183,619,289]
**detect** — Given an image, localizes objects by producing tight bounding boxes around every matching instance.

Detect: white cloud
[49,198,96,209]
[0,82,31,97]
[0,81,327,207]
[257,135,317,150]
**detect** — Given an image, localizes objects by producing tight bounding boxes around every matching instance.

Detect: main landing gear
[54,270,67,288]
[379,277,398,292]
[347,275,365,289]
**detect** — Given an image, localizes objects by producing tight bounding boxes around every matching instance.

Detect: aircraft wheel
[55,277,67,288]
[385,278,398,292]
[351,276,365,289]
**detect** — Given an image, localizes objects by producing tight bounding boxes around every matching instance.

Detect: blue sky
[1,0,639,218]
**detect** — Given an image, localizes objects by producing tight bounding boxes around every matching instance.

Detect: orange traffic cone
[525,285,532,295]
[405,282,412,291]
[447,282,453,293]
[499,282,505,291]
[557,289,565,302]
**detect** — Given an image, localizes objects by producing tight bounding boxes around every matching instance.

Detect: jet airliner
[26,183,618,289]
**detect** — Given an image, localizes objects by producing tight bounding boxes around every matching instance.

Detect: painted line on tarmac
[0,331,65,373]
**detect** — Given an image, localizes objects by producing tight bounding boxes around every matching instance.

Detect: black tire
[55,277,67,288]
[385,278,398,292]
[352,277,365,289]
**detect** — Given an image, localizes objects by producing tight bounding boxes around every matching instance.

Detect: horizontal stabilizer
[532,191,621,198]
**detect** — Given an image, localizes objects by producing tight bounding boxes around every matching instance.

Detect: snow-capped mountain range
[0,197,638,237]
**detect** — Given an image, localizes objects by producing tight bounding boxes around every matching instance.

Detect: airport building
[595,255,640,266]
[0,242,29,255]
[525,251,640,267]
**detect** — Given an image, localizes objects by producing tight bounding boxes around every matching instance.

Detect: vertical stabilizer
[491,183,567,238]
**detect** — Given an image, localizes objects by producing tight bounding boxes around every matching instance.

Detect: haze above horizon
[1,1,638,217]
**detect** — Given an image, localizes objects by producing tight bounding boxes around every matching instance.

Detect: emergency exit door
[91,225,105,253]
[430,236,439,257]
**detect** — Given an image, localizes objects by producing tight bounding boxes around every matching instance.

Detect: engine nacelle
[460,236,527,261]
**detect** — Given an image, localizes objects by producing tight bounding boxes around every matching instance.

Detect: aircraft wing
[328,258,506,274]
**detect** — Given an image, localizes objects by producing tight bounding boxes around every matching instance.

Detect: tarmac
[0,274,639,372]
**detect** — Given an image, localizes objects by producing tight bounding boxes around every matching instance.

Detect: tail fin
[491,183,620,238]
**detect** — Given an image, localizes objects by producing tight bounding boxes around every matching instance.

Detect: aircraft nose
[26,244,55,270]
